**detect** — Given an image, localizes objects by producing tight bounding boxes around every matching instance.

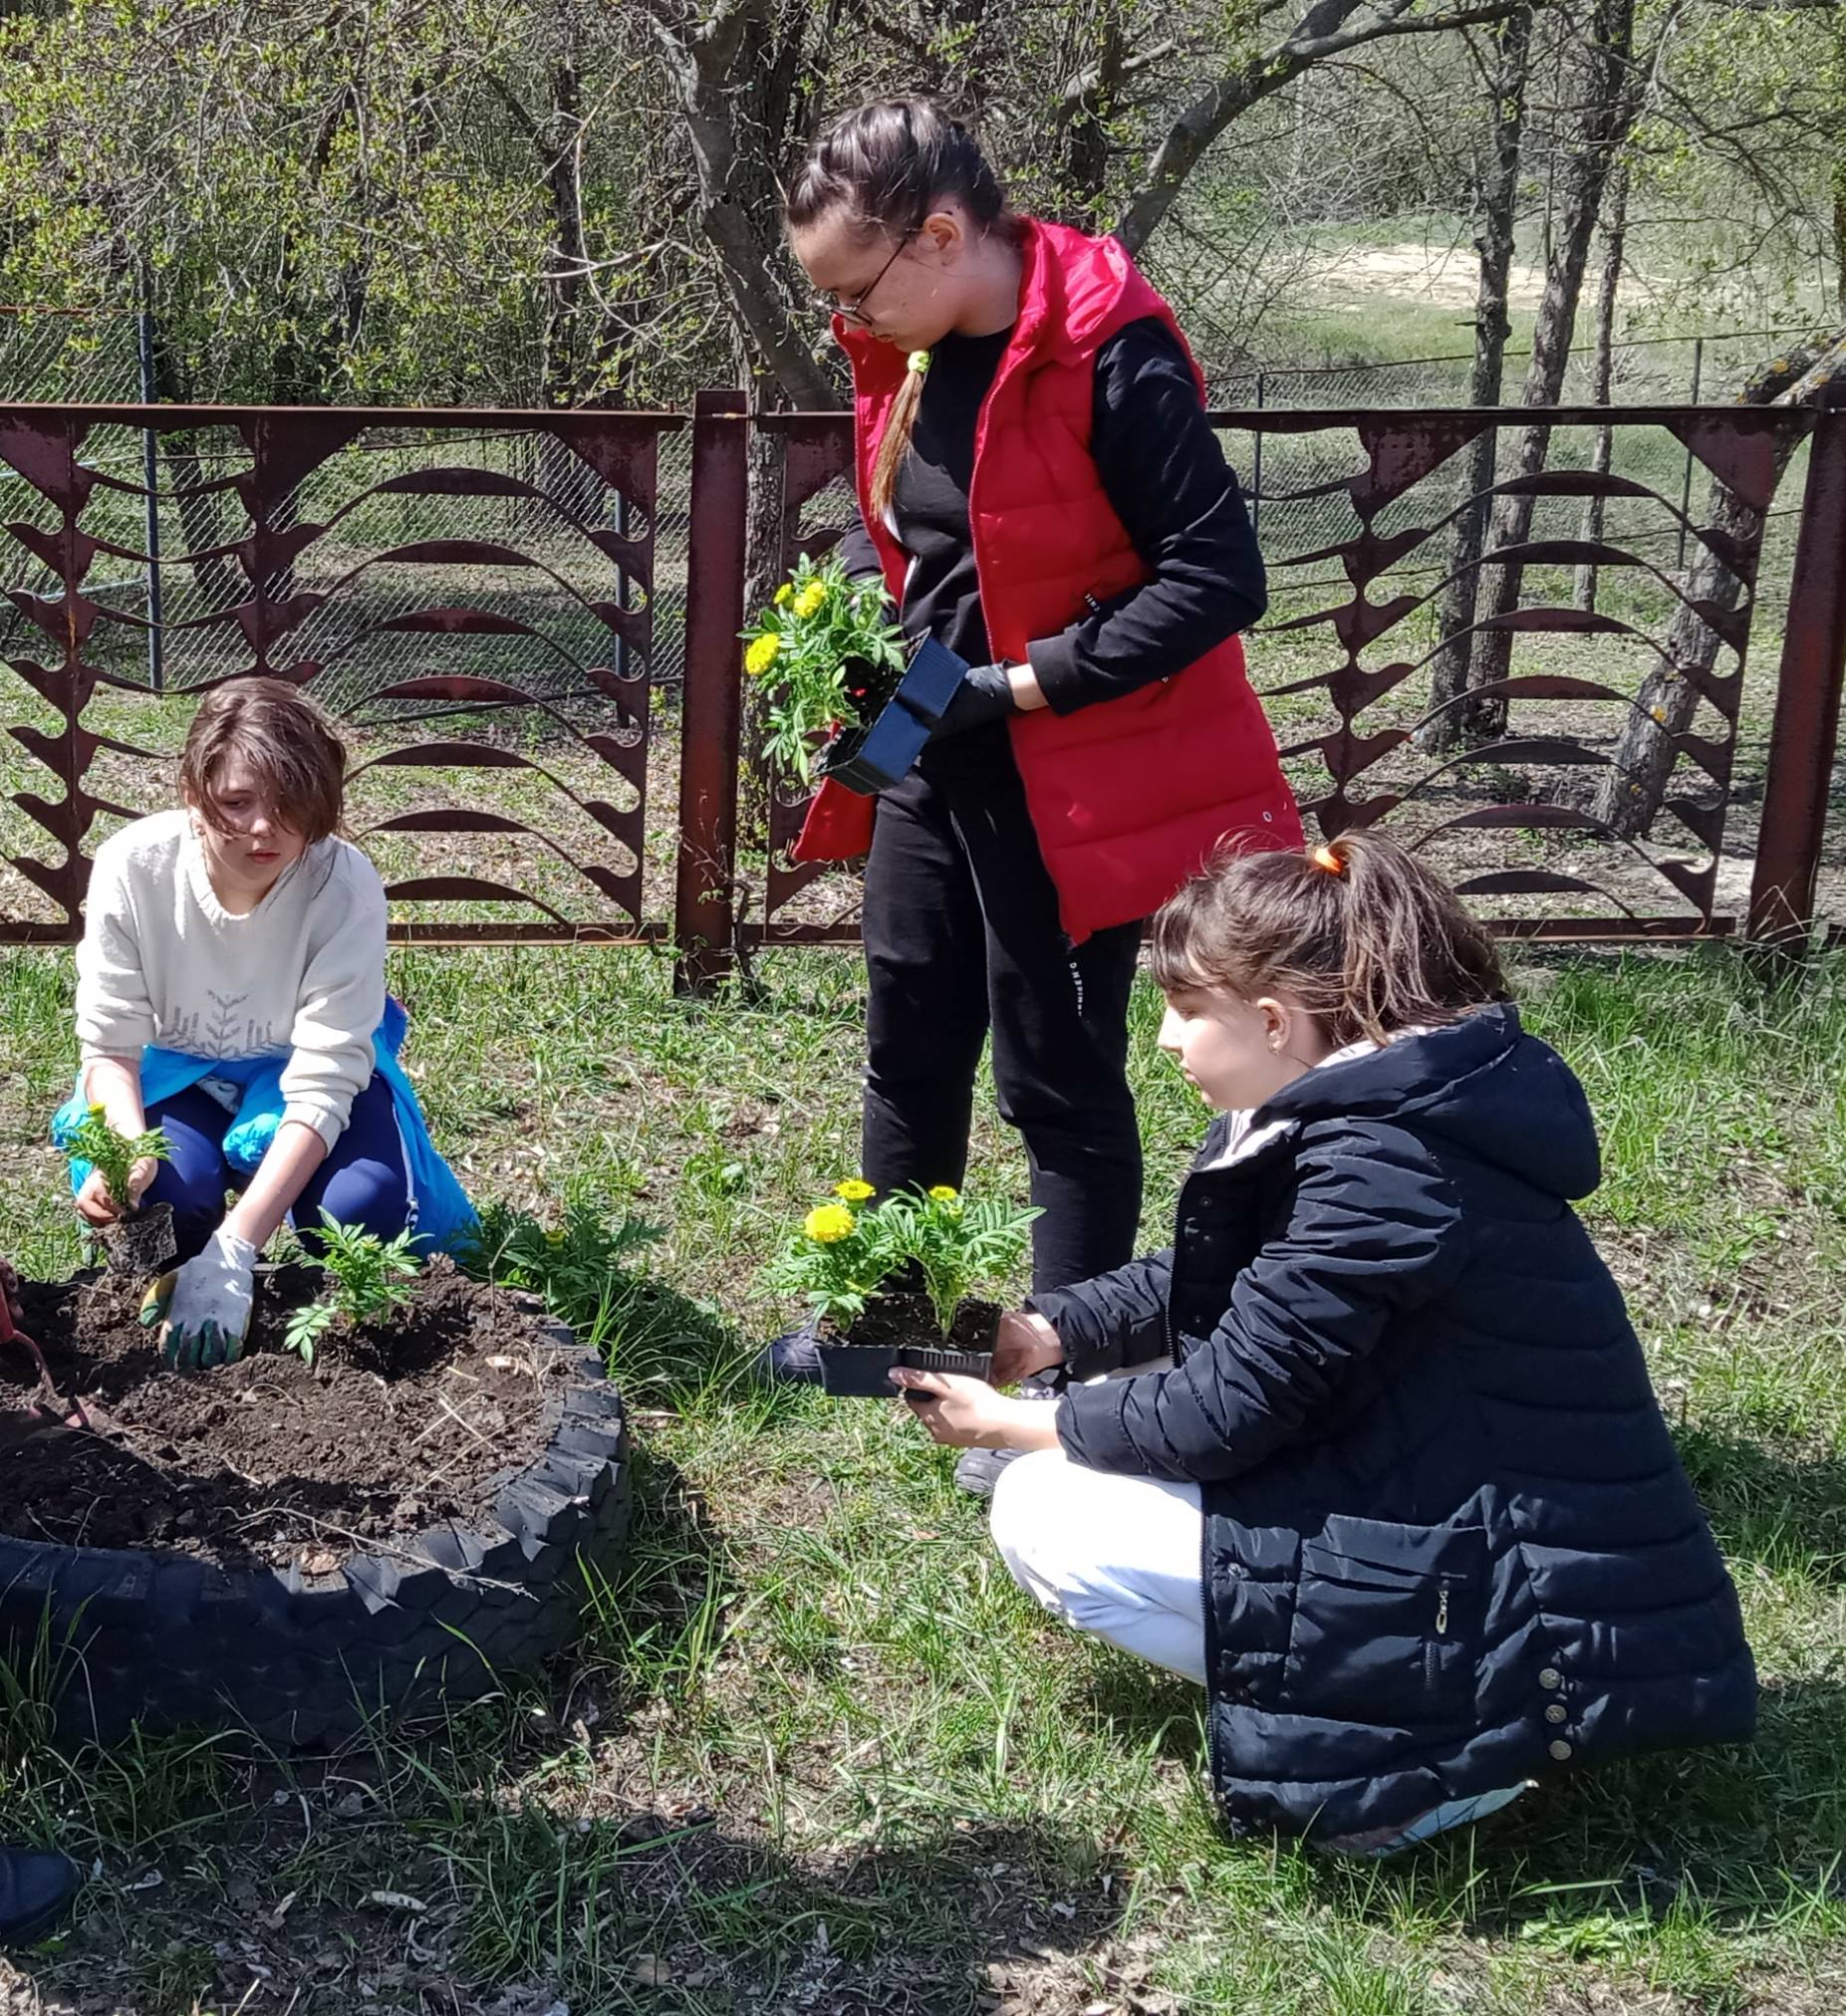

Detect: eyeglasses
[823,233,913,328]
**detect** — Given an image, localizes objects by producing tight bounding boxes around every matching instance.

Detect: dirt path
[1306,240,1553,311]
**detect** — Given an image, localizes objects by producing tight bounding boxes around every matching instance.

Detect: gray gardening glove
[140,1225,258,1371]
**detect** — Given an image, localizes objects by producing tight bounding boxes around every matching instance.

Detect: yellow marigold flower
[792,580,827,620]
[744,632,781,678]
[805,1202,856,1244]
[774,582,793,607]
[927,1185,959,1202]
[835,1178,875,1201]
[87,1100,108,1119]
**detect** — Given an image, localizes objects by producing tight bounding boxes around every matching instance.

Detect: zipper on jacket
[1435,1579,1451,1637]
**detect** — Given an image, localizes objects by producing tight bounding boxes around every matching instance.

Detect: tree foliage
[0,0,1833,407]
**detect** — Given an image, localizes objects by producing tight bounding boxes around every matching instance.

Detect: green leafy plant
[763,1179,1039,1336]
[459,1197,663,1333]
[762,1177,898,1328]
[64,1102,170,1207]
[741,552,907,784]
[870,1185,1040,1335]
[284,1212,420,1364]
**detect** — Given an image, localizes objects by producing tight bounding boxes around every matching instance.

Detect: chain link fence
[1214,325,1820,615]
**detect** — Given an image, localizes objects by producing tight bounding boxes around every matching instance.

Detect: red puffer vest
[793,215,1302,941]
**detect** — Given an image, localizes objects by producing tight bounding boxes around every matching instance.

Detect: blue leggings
[144,1075,410,1263]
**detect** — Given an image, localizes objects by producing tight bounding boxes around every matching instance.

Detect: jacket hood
[1255,1003,1603,1201]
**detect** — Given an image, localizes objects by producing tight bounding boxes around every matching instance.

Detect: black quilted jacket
[1030,1005,1755,1842]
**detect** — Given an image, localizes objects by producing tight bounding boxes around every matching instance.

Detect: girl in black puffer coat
[896,834,1755,1854]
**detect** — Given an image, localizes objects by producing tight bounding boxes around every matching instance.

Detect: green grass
[2,942,1845,2012]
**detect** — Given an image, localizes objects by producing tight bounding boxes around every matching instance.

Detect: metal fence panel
[1,395,1840,959]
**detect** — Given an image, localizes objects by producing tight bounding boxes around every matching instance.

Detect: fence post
[1747,408,1846,946]
[1677,335,1703,574]
[1250,373,1265,541]
[136,308,164,692]
[615,486,631,686]
[672,388,749,993]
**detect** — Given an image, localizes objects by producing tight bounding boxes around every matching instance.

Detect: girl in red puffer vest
[768,101,1301,1486]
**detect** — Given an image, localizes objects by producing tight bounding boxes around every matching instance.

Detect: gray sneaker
[752,1313,825,1386]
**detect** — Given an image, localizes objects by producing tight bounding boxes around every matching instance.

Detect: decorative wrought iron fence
[1,392,1842,988]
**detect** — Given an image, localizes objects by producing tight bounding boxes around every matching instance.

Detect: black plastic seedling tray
[817,636,967,794]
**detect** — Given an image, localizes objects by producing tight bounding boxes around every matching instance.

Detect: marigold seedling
[64,1102,170,1208]
[763,1179,1038,1335]
[283,1213,420,1364]
[866,1186,1039,1335]
[459,1197,663,1333]
[741,553,907,784]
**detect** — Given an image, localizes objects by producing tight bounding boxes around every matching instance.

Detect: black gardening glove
[928,662,1019,743]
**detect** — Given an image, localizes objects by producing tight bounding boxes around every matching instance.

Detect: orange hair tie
[1310,844,1345,877]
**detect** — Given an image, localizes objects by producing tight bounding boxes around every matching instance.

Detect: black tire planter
[0,1313,630,1749]
[817,636,966,794]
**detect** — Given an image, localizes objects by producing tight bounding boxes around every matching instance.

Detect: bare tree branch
[1115,0,1532,255]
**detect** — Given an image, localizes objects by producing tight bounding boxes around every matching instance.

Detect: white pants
[989,1443,1207,1685]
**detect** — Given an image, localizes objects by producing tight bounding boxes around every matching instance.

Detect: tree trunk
[541,52,588,407]
[1572,158,1629,612]
[1420,5,1535,755]
[1835,157,1846,322]
[1461,0,1637,744]
[1833,17,1846,321]
[646,0,837,409]
[1590,334,1846,837]
[1060,14,1128,225]
[534,48,590,525]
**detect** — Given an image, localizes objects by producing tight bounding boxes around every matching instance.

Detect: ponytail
[870,352,930,524]
[1150,832,1508,1047]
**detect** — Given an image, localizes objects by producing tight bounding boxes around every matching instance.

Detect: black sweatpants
[860,732,1144,1295]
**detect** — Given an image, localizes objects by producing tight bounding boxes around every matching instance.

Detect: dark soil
[815,652,905,776]
[841,651,903,718]
[826,1293,1000,1356]
[0,1257,576,1573]
[98,1199,176,1276]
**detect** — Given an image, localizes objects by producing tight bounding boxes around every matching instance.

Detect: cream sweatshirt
[75,810,388,1148]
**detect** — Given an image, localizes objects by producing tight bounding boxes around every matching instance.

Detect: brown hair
[180,677,347,847]
[1149,831,1509,1047]
[785,97,1009,522]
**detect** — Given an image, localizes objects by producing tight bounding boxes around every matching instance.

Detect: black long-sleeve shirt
[836,316,1266,716]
